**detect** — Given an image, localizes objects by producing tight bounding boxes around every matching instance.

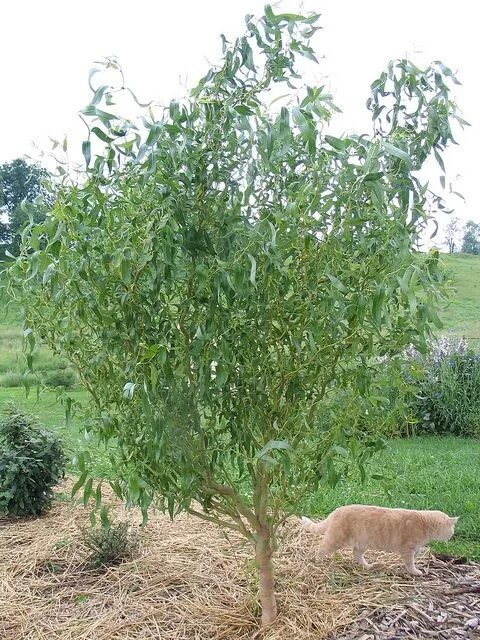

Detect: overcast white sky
[2,0,479,247]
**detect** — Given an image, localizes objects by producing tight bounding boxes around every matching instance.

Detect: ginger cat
[301,505,458,576]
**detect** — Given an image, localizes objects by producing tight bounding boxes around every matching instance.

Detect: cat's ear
[450,516,459,524]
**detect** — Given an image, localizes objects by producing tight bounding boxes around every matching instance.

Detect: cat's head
[437,514,459,541]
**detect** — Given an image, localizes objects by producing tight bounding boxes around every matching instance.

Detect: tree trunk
[255,527,277,625]
[253,462,277,625]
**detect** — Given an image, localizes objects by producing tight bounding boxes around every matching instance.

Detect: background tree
[0,158,50,259]
[461,220,480,255]
[0,218,9,247]
[445,216,460,253]
[8,8,464,625]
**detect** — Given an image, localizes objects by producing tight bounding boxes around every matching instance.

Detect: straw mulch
[0,481,479,640]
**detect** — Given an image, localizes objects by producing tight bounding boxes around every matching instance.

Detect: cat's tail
[300,516,329,535]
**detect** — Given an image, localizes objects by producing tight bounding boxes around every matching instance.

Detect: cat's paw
[408,568,423,577]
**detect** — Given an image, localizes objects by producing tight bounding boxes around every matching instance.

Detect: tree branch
[186,507,243,534]
[205,481,259,530]
[209,497,255,542]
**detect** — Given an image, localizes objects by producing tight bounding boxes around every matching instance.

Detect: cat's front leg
[314,546,330,563]
[401,549,423,576]
[314,540,337,563]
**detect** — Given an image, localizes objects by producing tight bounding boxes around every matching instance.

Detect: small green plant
[81,521,141,568]
[74,594,89,605]
[53,535,72,551]
[0,404,65,516]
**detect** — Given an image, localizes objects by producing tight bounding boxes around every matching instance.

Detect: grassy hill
[438,253,480,340]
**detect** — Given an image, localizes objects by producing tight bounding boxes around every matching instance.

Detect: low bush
[0,405,65,516]
[44,369,76,389]
[0,372,25,388]
[0,368,76,389]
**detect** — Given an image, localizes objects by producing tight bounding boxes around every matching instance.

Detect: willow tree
[8,7,464,625]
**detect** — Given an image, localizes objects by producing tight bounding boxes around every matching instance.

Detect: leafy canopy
[8,4,463,546]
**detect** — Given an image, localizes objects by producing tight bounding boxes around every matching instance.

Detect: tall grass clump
[405,336,480,437]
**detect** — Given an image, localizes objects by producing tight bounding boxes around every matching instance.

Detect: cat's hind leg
[353,547,373,570]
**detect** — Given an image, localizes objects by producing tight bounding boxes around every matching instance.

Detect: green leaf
[167,494,175,520]
[100,506,110,530]
[363,171,384,182]
[257,440,290,460]
[128,475,140,501]
[90,84,109,107]
[264,4,276,23]
[276,12,305,22]
[82,140,91,167]
[95,483,103,509]
[292,106,308,128]
[83,477,93,506]
[235,105,255,116]
[372,285,386,327]
[139,344,161,363]
[146,124,162,146]
[157,346,167,364]
[91,127,114,144]
[82,106,118,126]
[120,258,132,284]
[215,364,228,389]
[325,135,345,151]
[427,306,443,329]
[333,445,348,456]
[110,480,124,500]
[434,148,446,173]
[382,142,411,167]
[71,472,88,497]
[327,273,347,292]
